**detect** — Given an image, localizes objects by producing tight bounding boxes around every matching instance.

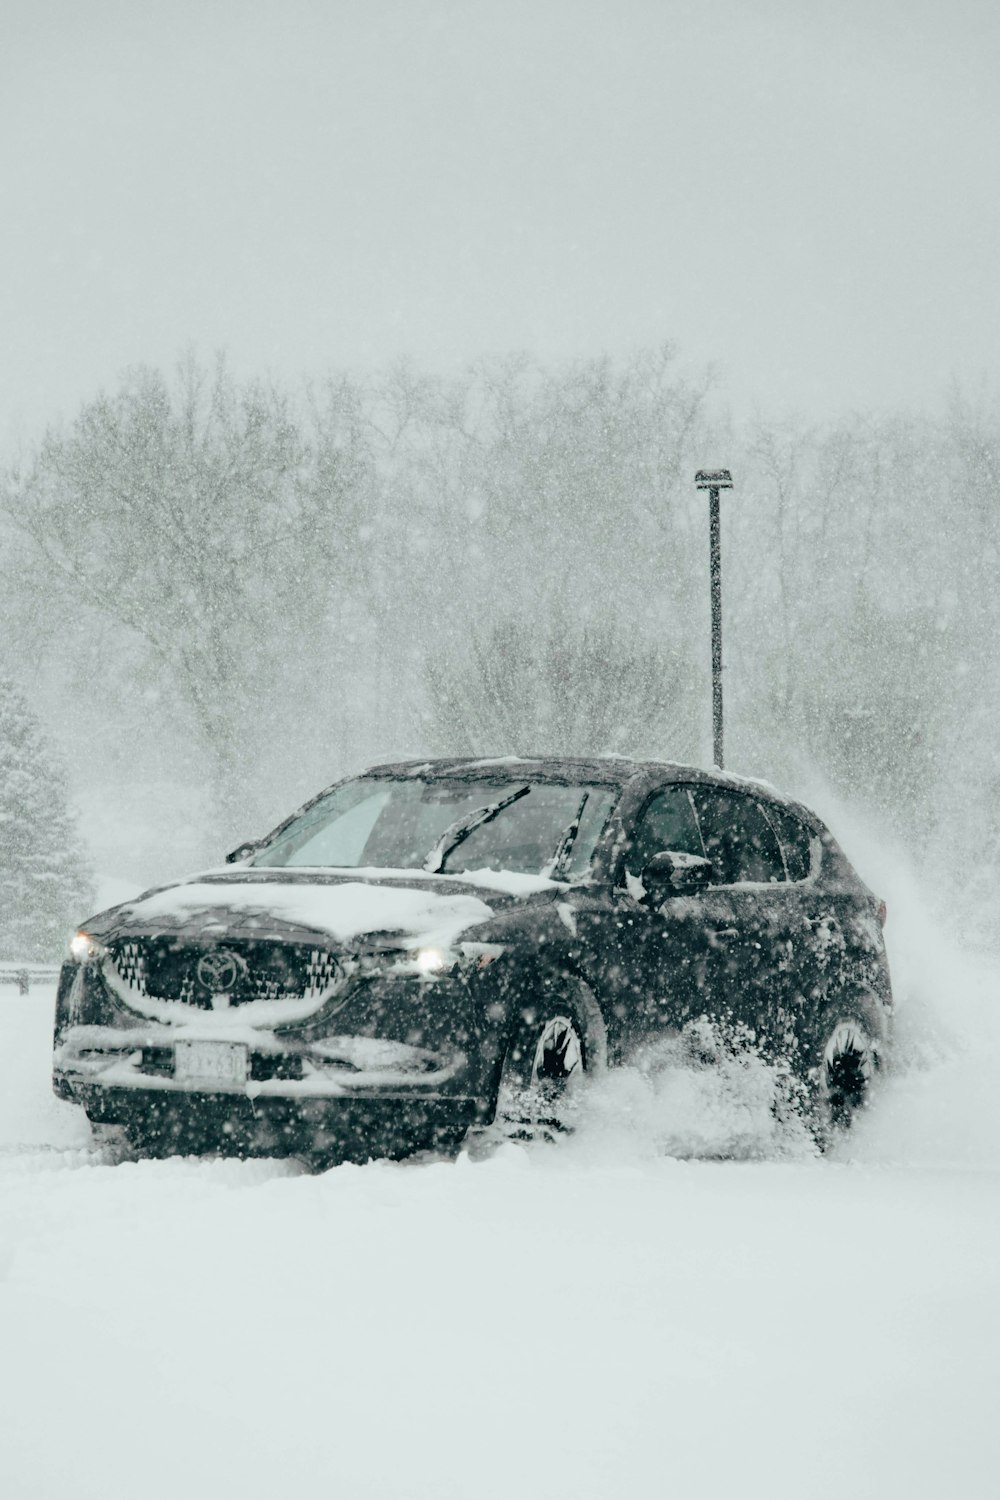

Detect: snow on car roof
[362,755,666,784]
[358,755,791,801]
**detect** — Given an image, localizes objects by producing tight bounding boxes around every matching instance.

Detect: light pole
[695,469,733,769]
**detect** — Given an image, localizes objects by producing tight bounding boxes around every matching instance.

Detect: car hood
[81,867,565,951]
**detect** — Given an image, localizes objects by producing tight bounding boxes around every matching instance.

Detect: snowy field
[2,852,1000,1498]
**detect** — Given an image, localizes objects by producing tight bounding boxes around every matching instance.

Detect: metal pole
[694,470,733,770]
[709,484,724,769]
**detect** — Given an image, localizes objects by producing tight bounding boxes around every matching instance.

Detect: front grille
[250,1053,304,1082]
[107,938,342,1010]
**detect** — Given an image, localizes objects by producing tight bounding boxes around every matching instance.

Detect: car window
[446,785,615,878]
[690,788,786,885]
[251,777,616,876]
[253,780,488,869]
[626,786,704,877]
[563,789,618,880]
[290,784,390,866]
[765,805,814,882]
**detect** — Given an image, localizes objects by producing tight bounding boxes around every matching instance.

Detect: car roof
[364,755,644,784]
[360,755,796,804]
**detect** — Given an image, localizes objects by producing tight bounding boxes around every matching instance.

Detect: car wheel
[485,980,606,1146]
[812,1015,877,1147]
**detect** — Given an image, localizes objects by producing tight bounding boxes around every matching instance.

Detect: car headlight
[359,943,505,979]
[412,942,506,975]
[69,931,105,964]
[414,946,448,974]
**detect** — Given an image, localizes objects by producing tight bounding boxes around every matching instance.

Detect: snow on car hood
[108,877,498,948]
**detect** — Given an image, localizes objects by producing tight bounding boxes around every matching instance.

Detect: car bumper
[59,1079,484,1158]
[53,1020,493,1156]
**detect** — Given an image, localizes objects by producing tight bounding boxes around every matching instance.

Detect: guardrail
[0,965,62,995]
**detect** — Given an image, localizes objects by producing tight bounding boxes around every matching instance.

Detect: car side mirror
[640,850,714,901]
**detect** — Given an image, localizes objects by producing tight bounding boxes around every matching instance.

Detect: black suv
[53,758,892,1160]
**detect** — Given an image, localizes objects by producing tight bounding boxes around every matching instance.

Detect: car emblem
[196,949,245,996]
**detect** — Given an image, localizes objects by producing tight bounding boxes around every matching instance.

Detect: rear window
[766,806,814,882]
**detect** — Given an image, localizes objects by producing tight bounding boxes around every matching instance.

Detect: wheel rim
[529,1015,583,1088]
[822,1020,873,1128]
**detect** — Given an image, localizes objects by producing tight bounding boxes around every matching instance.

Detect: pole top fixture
[695,469,733,489]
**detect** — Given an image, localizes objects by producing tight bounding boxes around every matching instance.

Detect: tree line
[1,347,996,950]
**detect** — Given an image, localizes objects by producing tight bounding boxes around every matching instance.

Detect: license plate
[175,1040,249,1085]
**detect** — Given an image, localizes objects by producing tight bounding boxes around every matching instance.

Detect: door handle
[707,927,739,945]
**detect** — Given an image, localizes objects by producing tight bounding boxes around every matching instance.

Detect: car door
[764,801,860,1013]
[583,783,741,1059]
[687,785,800,1044]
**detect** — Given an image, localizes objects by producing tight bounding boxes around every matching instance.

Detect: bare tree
[424,609,700,761]
[1,356,365,842]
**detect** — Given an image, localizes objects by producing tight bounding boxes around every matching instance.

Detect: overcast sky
[3,0,998,452]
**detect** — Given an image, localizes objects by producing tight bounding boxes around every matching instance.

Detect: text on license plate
[174,1040,249,1085]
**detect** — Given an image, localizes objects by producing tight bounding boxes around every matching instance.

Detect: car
[53,757,892,1162]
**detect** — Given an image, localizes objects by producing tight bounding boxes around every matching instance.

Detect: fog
[3,0,1000,455]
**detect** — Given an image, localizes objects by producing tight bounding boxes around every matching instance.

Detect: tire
[486,979,606,1146]
[811,1014,877,1147]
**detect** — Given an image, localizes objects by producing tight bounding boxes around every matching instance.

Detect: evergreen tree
[0,679,94,960]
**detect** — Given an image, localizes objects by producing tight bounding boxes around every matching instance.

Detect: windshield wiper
[423,786,531,874]
[541,791,589,881]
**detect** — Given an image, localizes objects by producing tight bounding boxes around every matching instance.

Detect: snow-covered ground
[2,854,1000,1498]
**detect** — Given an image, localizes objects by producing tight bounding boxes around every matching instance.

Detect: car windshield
[249,778,617,880]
